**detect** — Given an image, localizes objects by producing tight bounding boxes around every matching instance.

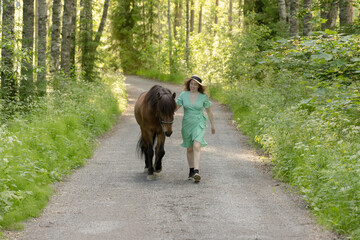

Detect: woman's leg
[193,141,202,170]
[187,146,194,168]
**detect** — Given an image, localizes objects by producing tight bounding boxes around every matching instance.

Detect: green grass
[0,72,127,231]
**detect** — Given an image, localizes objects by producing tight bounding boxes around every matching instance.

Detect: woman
[175,75,215,183]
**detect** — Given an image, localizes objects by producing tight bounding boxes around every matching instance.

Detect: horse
[134,85,176,179]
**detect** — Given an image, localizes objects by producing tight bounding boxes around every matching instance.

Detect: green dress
[176,91,212,148]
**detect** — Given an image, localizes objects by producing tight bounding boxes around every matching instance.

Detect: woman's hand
[211,126,215,134]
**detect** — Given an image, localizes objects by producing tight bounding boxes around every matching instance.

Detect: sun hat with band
[185,75,205,86]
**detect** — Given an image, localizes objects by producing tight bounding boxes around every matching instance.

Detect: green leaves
[310,52,333,61]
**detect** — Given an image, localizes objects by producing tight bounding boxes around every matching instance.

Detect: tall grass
[0,72,127,231]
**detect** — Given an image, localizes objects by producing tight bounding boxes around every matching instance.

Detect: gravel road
[8,75,338,240]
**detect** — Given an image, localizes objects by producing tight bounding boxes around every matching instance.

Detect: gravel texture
[6,75,339,240]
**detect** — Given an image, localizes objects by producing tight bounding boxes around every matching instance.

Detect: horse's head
[157,91,176,137]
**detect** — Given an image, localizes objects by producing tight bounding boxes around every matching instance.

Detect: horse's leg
[154,134,166,173]
[145,145,154,176]
[142,131,155,176]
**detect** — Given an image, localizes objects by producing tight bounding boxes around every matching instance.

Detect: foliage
[0,73,127,230]
[211,30,360,238]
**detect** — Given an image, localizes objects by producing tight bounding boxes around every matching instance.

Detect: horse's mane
[144,85,176,114]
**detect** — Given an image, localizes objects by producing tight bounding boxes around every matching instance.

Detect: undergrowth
[206,31,360,238]
[0,72,127,231]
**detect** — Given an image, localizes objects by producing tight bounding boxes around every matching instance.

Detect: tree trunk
[51,0,62,74]
[37,0,47,95]
[94,0,110,46]
[21,0,35,101]
[80,0,94,81]
[1,0,17,101]
[174,0,182,39]
[70,0,77,77]
[149,0,154,45]
[339,0,353,26]
[61,0,77,76]
[289,0,299,37]
[158,1,162,70]
[35,0,39,66]
[214,0,219,35]
[321,2,338,30]
[142,0,146,48]
[167,0,173,73]
[302,0,312,36]
[185,0,189,68]
[80,0,110,80]
[239,0,242,28]
[190,0,194,33]
[285,0,291,22]
[214,0,219,25]
[198,4,202,33]
[278,0,287,22]
[229,0,233,32]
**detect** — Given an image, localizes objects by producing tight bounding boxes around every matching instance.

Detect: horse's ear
[172,92,176,99]
[157,92,162,99]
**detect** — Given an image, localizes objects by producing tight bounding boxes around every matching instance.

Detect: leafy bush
[0,73,127,230]
[220,32,360,238]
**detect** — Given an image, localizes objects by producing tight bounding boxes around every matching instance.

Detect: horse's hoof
[146,174,156,181]
[154,167,162,173]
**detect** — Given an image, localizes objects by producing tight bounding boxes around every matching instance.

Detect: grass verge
[0,72,127,232]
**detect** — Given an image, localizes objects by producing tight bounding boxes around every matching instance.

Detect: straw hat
[184,75,205,86]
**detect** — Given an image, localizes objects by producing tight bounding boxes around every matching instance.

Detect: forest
[1,0,360,238]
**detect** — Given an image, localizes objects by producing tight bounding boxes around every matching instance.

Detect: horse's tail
[136,133,157,159]
[136,137,146,158]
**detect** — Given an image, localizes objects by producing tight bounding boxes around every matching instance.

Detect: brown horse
[134,85,176,178]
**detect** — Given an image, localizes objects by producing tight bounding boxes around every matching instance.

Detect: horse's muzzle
[165,131,173,137]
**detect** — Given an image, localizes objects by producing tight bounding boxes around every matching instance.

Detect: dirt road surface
[8,75,338,240]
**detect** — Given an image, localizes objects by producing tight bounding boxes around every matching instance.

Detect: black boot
[193,169,201,183]
[188,168,195,180]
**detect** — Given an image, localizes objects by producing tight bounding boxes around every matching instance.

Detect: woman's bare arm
[205,107,215,134]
